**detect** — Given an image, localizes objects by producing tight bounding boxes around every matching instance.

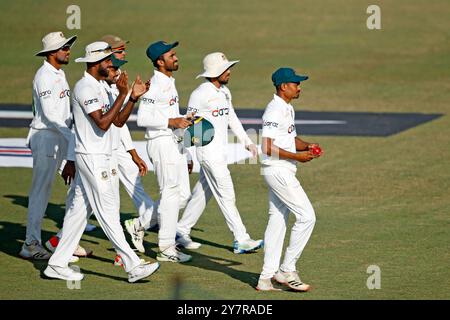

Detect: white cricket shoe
[44,265,84,281]
[274,270,311,292]
[176,233,201,249]
[19,240,51,260]
[256,277,282,292]
[157,245,192,263]
[128,262,160,283]
[69,256,79,263]
[113,254,146,267]
[125,218,145,253]
[233,239,264,254]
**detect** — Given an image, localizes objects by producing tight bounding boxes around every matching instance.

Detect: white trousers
[48,153,141,273]
[260,166,316,279]
[26,129,66,244]
[147,136,190,249]
[114,145,156,230]
[177,160,250,243]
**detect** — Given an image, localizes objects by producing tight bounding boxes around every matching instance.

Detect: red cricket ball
[311,146,322,156]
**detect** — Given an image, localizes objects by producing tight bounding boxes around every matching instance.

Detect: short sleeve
[77,85,104,114]
[262,108,283,139]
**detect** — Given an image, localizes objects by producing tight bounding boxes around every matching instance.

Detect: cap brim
[35,35,77,57]
[75,51,114,63]
[196,60,239,79]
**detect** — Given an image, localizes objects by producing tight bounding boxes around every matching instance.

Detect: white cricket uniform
[137,70,191,249]
[259,94,316,279]
[48,71,142,272]
[177,82,254,243]
[104,82,156,229]
[25,60,75,245]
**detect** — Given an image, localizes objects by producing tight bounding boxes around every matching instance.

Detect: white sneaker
[73,244,93,257]
[274,270,311,292]
[256,277,282,291]
[157,245,192,263]
[19,240,51,260]
[233,239,264,254]
[128,262,160,283]
[176,233,201,249]
[44,265,84,281]
[125,218,145,253]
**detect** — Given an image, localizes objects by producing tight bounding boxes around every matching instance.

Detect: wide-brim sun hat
[35,31,77,56]
[196,52,239,79]
[75,41,117,63]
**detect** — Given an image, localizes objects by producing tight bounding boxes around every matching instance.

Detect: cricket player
[256,67,320,292]
[44,41,159,282]
[19,32,77,260]
[137,40,193,263]
[176,52,263,254]
[103,54,157,254]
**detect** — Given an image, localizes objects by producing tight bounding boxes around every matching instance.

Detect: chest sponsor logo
[39,90,51,98]
[288,124,296,134]
[59,89,70,99]
[169,96,179,106]
[263,120,278,128]
[84,98,99,106]
[141,97,155,104]
[212,107,229,117]
[187,106,199,114]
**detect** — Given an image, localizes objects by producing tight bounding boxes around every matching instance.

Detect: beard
[98,65,110,77]
[56,55,69,65]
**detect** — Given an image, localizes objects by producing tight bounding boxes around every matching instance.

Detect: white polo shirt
[31,60,75,160]
[187,81,253,163]
[137,70,180,140]
[72,71,112,155]
[261,94,297,172]
[101,81,121,151]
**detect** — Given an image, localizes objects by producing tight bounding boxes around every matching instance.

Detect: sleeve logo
[263,120,279,128]
[39,90,52,98]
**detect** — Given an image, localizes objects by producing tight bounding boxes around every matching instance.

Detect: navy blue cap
[111,55,127,68]
[272,67,308,86]
[146,41,179,62]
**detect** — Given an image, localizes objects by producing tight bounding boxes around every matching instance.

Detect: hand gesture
[116,71,129,96]
[131,75,150,100]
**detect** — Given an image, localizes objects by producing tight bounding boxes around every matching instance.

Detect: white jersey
[101,81,121,150]
[187,82,253,163]
[261,94,297,172]
[137,70,180,140]
[30,60,75,160]
[72,71,112,155]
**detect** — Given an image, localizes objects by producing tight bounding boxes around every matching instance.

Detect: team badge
[111,169,117,176]
[101,171,108,180]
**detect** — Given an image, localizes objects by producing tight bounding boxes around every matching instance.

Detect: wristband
[129,96,139,103]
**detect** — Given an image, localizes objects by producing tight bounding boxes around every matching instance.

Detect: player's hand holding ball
[308,143,323,157]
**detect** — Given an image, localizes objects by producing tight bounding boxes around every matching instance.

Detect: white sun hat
[75,41,116,63]
[35,31,77,56]
[196,52,239,79]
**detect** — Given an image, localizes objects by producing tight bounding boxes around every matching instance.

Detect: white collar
[154,70,175,85]
[43,60,64,75]
[83,71,103,87]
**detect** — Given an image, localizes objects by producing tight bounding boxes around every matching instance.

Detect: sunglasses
[91,45,113,54]
[59,44,72,51]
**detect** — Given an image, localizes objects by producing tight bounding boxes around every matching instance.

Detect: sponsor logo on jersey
[141,97,155,104]
[59,89,70,99]
[84,98,99,106]
[169,96,179,106]
[187,106,199,113]
[212,107,229,117]
[263,120,279,128]
[39,90,51,98]
[288,124,295,133]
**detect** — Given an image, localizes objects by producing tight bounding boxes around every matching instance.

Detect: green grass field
[0,0,449,300]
